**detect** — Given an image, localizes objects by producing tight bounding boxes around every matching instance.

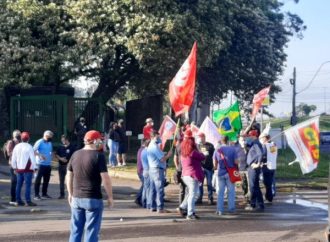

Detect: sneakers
[25,201,37,207]
[245,205,256,211]
[34,196,42,201]
[41,195,52,199]
[9,201,16,206]
[176,207,187,217]
[186,214,199,220]
[15,201,25,206]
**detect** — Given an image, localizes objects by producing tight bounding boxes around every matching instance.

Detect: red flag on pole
[169,42,197,117]
[158,115,177,150]
[251,86,271,119]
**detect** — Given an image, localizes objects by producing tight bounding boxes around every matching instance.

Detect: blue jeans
[248,167,264,208]
[217,173,235,213]
[107,139,118,166]
[262,166,275,202]
[199,169,214,201]
[143,171,152,209]
[70,197,104,242]
[16,172,33,203]
[180,176,200,216]
[149,168,165,211]
[136,174,144,205]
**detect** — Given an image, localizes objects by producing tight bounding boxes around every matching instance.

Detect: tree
[0,0,306,126]
[297,103,317,116]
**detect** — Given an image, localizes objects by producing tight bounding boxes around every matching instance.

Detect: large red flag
[169,42,197,117]
[158,115,177,150]
[251,86,271,119]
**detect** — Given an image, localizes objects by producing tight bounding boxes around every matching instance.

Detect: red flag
[251,86,271,119]
[169,42,197,117]
[158,115,177,150]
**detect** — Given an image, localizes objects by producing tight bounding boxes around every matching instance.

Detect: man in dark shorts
[55,135,75,199]
[66,130,114,242]
[117,119,127,166]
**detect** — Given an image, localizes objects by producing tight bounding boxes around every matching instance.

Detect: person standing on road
[66,130,114,242]
[196,132,215,205]
[4,129,21,205]
[143,118,154,140]
[55,135,76,199]
[136,140,145,207]
[178,130,205,220]
[147,130,172,213]
[245,129,265,211]
[117,119,127,166]
[74,117,88,149]
[213,136,239,215]
[107,122,120,167]
[260,134,278,202]
[11,132,37,207]
[33,130,54,200]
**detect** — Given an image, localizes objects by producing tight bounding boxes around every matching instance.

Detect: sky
[269,0,330,117]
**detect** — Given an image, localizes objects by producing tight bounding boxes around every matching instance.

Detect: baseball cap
[21,132,30,141]
[44,130,54,137]
[248,129,259,137]
[146,118,153,123]
[84,130,102,141]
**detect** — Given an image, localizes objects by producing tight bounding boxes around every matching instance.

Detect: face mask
[195,137,201,144]
[47,138,52,142]
[156,137,162,144]
[245,138,252,146]
[15,135,21,141]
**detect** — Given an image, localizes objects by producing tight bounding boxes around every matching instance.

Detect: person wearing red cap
[245,129,265,211]
[66,130,113,242]
[196,132,215,205]
[11,132,37,206]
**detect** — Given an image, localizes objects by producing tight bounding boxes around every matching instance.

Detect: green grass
[276,148,330,179]
[269,114,330,131]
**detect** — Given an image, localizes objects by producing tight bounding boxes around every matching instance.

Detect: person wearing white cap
[33,130,54,200]
[143,118,154,140]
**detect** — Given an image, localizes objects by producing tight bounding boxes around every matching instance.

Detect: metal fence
[10,95,104,143]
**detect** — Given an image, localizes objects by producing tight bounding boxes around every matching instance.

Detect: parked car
[320,132,330,145]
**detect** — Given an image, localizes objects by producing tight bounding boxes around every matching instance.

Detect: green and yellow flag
[212,101,242,141]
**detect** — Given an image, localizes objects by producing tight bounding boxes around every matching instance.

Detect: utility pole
[290,67,297,126]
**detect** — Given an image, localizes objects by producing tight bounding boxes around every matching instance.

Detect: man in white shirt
[11,132,37,206]
[260,134,278,202]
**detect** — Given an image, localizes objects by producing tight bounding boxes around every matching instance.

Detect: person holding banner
[147,130,172,213]
[178,130,205,220]
[245,129,265,211]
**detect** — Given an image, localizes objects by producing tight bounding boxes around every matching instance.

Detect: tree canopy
[0,0,305,117]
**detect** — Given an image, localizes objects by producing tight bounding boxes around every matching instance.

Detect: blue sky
[269,0,330,116]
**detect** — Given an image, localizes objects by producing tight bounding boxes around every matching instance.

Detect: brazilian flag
[212,101,242,141]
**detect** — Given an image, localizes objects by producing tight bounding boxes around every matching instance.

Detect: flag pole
[171,118,181,150]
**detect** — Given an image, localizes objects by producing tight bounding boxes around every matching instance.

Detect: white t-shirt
[265,142,278,170]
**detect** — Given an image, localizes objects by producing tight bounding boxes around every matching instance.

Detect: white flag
[199,116,222,148]
[284,117,320,174]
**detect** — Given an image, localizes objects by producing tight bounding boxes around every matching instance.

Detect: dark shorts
[118,142,127,154]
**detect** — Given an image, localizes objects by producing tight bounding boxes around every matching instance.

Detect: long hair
[181,137,197,157]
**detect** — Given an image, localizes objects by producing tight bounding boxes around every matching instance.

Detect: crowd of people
[3,116,278,241]
[135,119,278,219]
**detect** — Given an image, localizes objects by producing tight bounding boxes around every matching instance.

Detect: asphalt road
[0,165,328,242]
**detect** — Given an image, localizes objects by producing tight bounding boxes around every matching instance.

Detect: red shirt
[143,125,153,140]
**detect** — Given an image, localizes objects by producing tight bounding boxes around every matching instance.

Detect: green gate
[10,95,104,143]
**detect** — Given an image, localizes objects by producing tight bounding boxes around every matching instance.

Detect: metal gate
[10,95,104,143]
